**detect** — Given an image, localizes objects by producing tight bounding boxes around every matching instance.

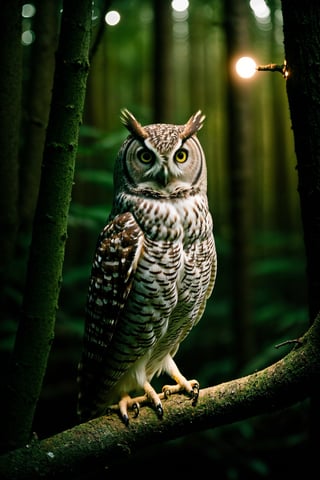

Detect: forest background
[0,0,311,478]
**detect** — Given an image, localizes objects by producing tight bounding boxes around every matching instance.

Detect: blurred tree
[152,0,174,122]
[224,0,254,370]
[268,1,293,230]
[0,0,22,307]
[19,0,60,234]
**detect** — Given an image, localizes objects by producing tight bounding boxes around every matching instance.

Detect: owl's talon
[122,414,130,426]
[132,402,140,418]
[162,386,171,399]
[156,404,164,418]
[192,382,199,395]
[192,385,199,405]
[190,380,200,405]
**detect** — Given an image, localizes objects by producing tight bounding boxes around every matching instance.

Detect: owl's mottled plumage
[77,109,217,424]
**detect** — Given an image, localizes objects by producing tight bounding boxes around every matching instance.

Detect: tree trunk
[0,0,92,454]
[281,1,320,322]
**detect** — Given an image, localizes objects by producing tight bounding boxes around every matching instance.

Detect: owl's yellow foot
[162,357,200,404]
[118,382,164,425]
[162,379,200,406]
[118,395,139,425]
[144,381,164,418]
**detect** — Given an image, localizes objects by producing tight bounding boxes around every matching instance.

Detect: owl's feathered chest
[113,191,212,245]
[109,191,215,360]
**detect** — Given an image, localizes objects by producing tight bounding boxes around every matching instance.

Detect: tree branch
[1,312,319,479]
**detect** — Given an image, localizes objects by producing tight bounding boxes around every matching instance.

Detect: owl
[77,109,217,425]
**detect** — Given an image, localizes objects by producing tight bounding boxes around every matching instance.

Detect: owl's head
[114,109,208,197]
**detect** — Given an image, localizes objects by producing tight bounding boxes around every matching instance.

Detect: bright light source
[171,0,189,12]
[105,10,121,26]
[235,57,257,79]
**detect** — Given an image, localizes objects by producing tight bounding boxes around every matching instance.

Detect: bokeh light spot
[22,3,36,18]
[171,0,189,12]
[105,10,121,26]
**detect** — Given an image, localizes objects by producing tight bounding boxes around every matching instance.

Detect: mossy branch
[1,313,319,479]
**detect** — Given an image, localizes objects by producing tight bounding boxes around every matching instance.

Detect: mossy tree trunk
[281,1,320,323]
[0,0,92,454]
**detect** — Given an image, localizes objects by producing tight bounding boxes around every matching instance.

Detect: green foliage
[78,125,127,157]
[76,169,113,187]
[68,203,111,228]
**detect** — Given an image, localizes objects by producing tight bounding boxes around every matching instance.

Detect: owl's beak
[156,165,169,187]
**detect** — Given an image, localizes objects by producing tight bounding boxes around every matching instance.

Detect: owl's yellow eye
[138,149,154,164]
[174,149,188,163]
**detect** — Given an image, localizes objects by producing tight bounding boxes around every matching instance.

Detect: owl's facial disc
[121,121,206,196]
[141,138,188,188]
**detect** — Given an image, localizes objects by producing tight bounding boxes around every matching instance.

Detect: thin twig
[256,60,288,78]
[274,338,303,349]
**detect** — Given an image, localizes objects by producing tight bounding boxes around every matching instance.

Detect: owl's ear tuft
[120,109,148,140]
[181,110,205,140]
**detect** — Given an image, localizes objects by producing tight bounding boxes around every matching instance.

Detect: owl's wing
[78,211,144,420]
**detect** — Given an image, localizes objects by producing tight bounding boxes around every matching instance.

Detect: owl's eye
[138,149,154,164]
[174,149,188,163]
